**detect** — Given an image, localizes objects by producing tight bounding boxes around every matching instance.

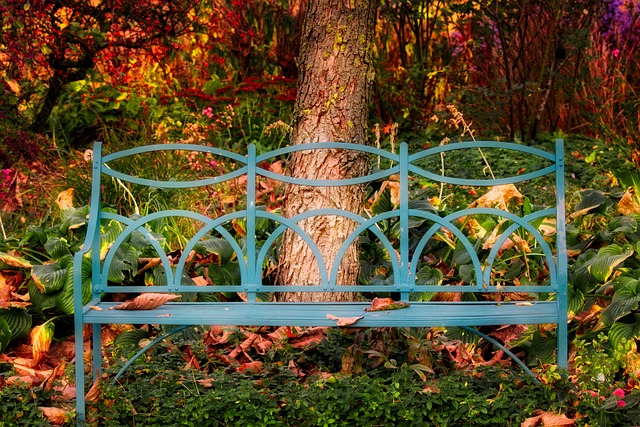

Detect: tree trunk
[277,0,376,302]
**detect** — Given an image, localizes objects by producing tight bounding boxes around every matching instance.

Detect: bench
[73,139,568,424]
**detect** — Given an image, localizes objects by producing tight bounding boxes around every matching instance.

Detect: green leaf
[575,190,608,213]
[444,326,481,345]
[54,258,92,314]
[113,329,150,358]
[601,277,640,326]
[526,331,557,365]
[568,286,585,316]
[28,281,58,312]
[60,205,89,232]
[31,262,69,294]
[196,236,235,265]
[44,237,71,260]
[208,261,241,286]
[107,243,139,283]
[370,188,395,215]
[0,318,12,353]
[588,244,634,283]
[609,314,640,349]
[416,265,444,286]
[0,308,32,340]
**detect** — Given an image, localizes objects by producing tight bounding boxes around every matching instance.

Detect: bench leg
[74,322,86,426]
[92,324,102,381]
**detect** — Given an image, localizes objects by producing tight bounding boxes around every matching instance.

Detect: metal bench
[73,139,568,425]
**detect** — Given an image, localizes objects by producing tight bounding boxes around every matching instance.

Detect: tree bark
[277,0,376,302]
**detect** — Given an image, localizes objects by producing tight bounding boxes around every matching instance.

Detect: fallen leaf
[85,379,101,402]
[326,314,364,326]
[89,305,102,311]
[521,410,575,427]
[111,293,181,310]
[38,407,69,425]
[237,361,264,374]
[469,184,523,210]
[365,297,410,312]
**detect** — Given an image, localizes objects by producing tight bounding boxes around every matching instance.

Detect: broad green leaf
[196,236,235,265]
[21,225,47,248]
[54,258,92,314]
[575,190,608,212]
[107,243,139,283]
[0,308,32,340]
[609,314,640,350]
[416,265,444,287]
[28,281,58,312]
[567,286,585,316]
[408,199,438,214]
[0,318,11,353]
[601,277,639,326]
[370,187,395,215]
[208,261,241,286]
[113,329,150,358]
[31,262,69,294]
[526,331,557,365]
[459,264,475,284]
[570,250,599,294]
[444,326,481,345]
[149,265,194,287]
[60,205,89,232]
[452,242,472,267]
[588,244,634,283]
[44,237,71,260]
[609,216,637,235]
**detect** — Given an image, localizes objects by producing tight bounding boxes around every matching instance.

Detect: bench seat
[83,300,560,328]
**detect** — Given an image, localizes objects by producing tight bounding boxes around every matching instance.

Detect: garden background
[1,0,640,425]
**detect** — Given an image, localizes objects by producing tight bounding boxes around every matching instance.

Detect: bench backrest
[80,140,566,306]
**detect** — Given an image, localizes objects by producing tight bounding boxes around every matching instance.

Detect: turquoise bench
[73,140,568,425]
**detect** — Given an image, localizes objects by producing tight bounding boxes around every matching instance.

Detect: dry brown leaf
[111,293,181,310]
[469,184,523,210]
[192,276,210,286]
[365,297,410,312]
[38,407,69,425]
[617,188,640,215]
[237,361,264,374]
[326,314,364,326]
[521,410,575,427]
[85,378,101,402]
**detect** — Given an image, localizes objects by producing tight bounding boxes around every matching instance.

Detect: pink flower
[613,388,626,398]
[587,390,598,397]
[612,48,620,58]
[617,400,626,408]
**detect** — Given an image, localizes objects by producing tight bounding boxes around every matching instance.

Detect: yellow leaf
[617,188,640,216]
[31,321,55,364]
[0,252,32,268]
[469,184,523,210]
[55,189,75,211]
